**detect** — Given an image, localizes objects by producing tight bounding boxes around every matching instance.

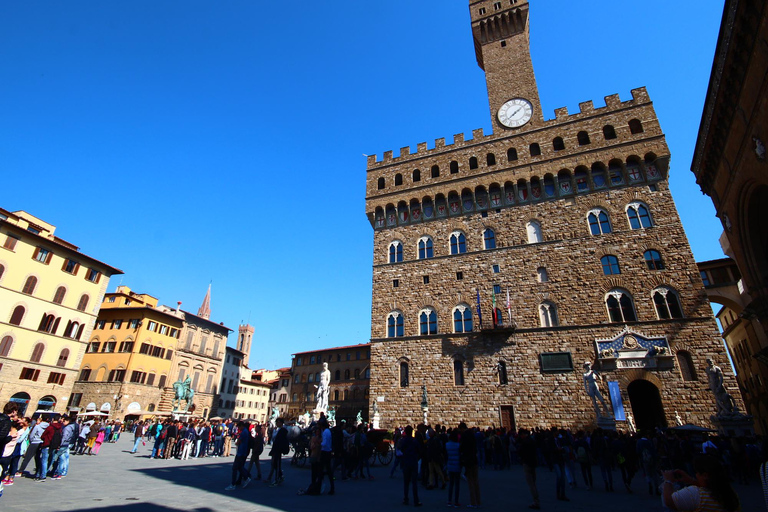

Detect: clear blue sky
[0,1,726,369]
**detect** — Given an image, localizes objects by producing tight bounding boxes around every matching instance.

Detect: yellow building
[0,208,122,415]
[70,286,183,417]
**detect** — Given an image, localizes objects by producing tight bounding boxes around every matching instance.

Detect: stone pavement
[1,437,764,512]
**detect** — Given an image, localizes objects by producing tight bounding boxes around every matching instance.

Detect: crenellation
[454,133,465,144]
[435,137,446,149]
[631,86,650,102]
[472,128,485,140]
[400,146,411,157]
[417,142,428,152]
[554,107,569,119]
[579,100,595,114]
[383,150,393,162]
[605,93,622,108]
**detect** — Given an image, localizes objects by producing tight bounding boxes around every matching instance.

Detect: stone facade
[0,208,121,416]
[690,0,768,425]
[365,1,739,431]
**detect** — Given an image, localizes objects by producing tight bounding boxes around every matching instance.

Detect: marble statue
[705,358,737,415]
[627,412,636,434]
[583,361,610,418]
[421,385,428,408]
[675,411,684,427]
[373,401,379,416]
[315,362,331,412]
[355,410,363,425]
[269,406,279,429]
[327,406,336,426]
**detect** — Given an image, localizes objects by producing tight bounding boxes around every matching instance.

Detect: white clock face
[498,98,533,128]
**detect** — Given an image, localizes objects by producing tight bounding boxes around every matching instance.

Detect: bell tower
[470,0,543,131]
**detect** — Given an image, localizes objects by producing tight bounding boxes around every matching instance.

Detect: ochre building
[0,208,122,415]
[365,1,739,432]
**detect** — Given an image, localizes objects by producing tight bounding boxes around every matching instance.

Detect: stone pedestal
[372,412,381,430]
[710,414,754,437]
[421,406,428,426]
[597,416,617,431]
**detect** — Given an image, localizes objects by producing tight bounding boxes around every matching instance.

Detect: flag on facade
[476,288,482,328]
[492,288,498,326]
[506,287,512,324]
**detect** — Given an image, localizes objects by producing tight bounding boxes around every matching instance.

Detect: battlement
[366,87,651,169]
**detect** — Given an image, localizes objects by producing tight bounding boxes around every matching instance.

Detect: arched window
[487,153,496,166]
[413,169,421,182]
[57,348,70,367]
[483,228,496,250]
[629,119,644,134]
[39,314,57,333]
[539,302,558,327]
[53,286,66,305]
[553,137,565,151]
[334,390,339,401]
[431,165,440,178]
[453,360,465,386]
[9,306,25,326]
[450,161,459,174]
[0,336,13,357]
[507,148,518,161]
[0,264,4,281]
[77,294,89,312]
[653,287,684,319]
[419,308,437,335]
[606,289,637,323]
[31,343,45,363]
[677,351,697,381]
[526,221,542,244]
[335,370,341,381]
[453,304,473,333]
[22,276,37,295]
[578,131,591,145]
[450,232,467,255]
[400,361,409,387]
[344,369,350,380]
[389,241,403,263]
[394,173,403,186]
[627,202,653,229]
[377,177,385,190]
[469,157,478,169]
[588,209,612,235]
[603,125,617,140]
[644,250,665,270]
[529,143,541,156]
[537,267,549,283]
[387,311,404,338]
[498,361,508,385]
[601,255,621,275]
[418,236,434,259]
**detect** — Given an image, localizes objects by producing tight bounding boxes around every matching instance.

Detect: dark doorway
[627,380,667,431]
[500,405,516,432]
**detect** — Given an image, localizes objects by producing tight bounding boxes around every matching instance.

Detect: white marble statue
[583,361,610,418]
[705,358,737,415]
[675,410,684,427]
[315,362,331,412]
[627,412,636,434]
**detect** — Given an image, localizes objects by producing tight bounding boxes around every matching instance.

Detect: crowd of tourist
[3,399,767,510]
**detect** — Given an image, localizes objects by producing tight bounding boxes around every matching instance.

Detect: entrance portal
[499,405,516,432]
[627,380,667,431]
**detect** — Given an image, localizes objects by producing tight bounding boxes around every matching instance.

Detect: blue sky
[0,1,726,369]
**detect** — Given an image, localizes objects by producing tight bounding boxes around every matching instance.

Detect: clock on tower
[470,0,543,130]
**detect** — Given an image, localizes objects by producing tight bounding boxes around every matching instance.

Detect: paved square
[1,437,763,512]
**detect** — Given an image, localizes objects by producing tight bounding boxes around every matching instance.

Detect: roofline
[0,218,123,275]
[179,309,234,333]
[292,343,371,357]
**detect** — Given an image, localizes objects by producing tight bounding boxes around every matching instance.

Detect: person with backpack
[48,416,75,479]
[164,421,179,459]
[247,423,264,480]
[37,415,62,480]
[225,421,253,490]
[150,421,167,459]
[213,421,224,457]
[574,431,594,489]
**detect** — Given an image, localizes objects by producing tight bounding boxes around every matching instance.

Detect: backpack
[148,424,157,437]
[50,428,63,450]
[159,426,167,440]
[576,445,588,463]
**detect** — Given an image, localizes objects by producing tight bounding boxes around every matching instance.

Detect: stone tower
[470,0,543,130]
[364,1,741,432]
[237,324,254,367]
[198,284,211,320]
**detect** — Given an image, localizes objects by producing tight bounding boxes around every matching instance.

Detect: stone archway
[627,379,667,431]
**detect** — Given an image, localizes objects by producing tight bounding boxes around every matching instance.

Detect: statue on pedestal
[314,362,331,413]
[583,361,610,418]
[172,376,195,413]
[705,358,737,415]
[355,410,363,426]
[327,406,336,427]
[675,411,684,426]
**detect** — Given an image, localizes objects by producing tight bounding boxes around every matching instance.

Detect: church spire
[197,284,211,320]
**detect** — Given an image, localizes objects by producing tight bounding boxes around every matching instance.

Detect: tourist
[548,429,570,502]
[164,421,179,459]
[318,418,335,495]
[574,431,594,489]
[0,403,20,489]
[199,421,211,457]
[268,418,289,486]
[150,421,166,459]
[213,421,224,457]
[352,424,373,480]
[8,417,29,483]
[445,429,461,507]
[662,454,740,511]
[637,431,660,495]
[399,425,421,506]
[427,427,446,489]
[518,428,540,510]
[459,422,480,508]
[18,416,46,475]
[592,428,614,492]
[180,423,196,460]
[91,425,106,455]
[85,420,100,455]
[331,419,347,480]
[223,419,234,457]
[225,421,252,490]
[613,432,637,493]
[247,423,264,479]
[75,421,89,455]
[299,425,322,495]
[48,416,75,479]
[131,421,145,454]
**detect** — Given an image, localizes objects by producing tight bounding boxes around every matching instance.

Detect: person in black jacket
[0,402,19,489]
[459,423,480,508]
[399,425,421,506]
[268,418,289,486]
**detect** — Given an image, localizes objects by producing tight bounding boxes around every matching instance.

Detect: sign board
[540,352,574,373]
[608,381,626,421]
[126,402,141,414]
